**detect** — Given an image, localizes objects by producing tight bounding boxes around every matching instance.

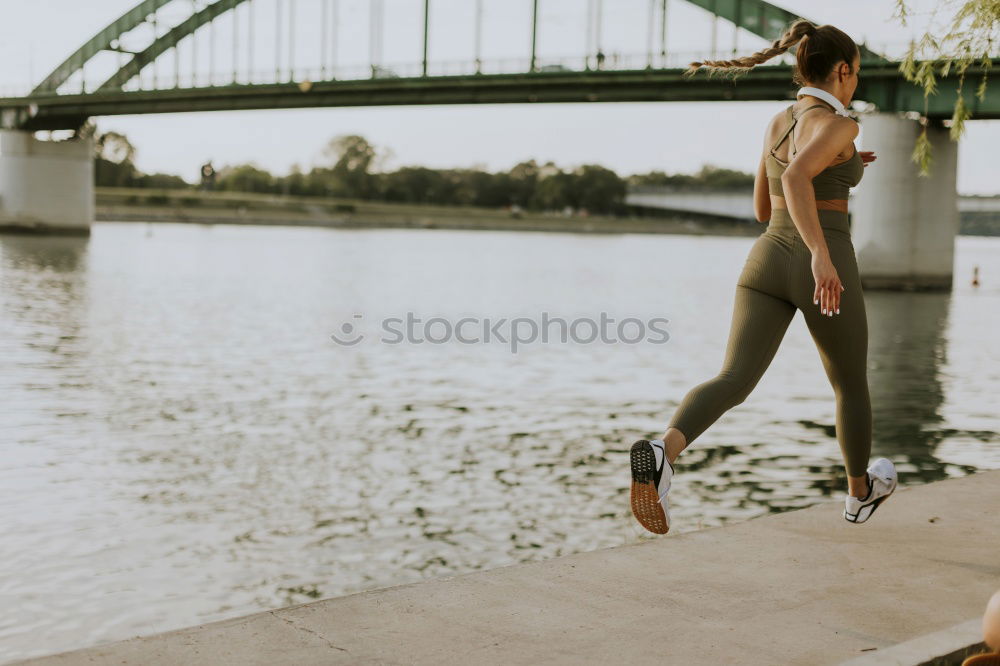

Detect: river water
[2,222,998,661]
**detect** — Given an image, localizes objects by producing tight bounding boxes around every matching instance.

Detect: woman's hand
[859,150,877,167]
[811,250,845,316]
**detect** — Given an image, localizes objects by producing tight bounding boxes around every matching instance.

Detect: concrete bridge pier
[852,112,959,290]
[0,130,93,235]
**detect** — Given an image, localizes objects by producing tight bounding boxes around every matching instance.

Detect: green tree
[506,160,541,208]
[302,166,340,198]
[280,163,307,196]
[626,165,754,191]
[462,169,506,207]
[692,164,754,189]
[381,166,448,204]
[572,164,626,214]
[893,0,999,174]
[133,172,190,189]
[216,163,275,193]
[531,168,573,211]
[93,131,138,187]
[324,135,378,199]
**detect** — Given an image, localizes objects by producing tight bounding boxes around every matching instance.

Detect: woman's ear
[838,61,850,82]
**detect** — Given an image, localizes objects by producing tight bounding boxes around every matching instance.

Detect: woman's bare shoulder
[811,112,860,140]
[764,105,792,147]
[792,107,859,149]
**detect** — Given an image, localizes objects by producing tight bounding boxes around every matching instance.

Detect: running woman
[630,19,898,535]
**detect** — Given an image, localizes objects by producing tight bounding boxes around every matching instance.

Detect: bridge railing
[30,48,809,97]
[107,49,804,92]
[4,38,991,99]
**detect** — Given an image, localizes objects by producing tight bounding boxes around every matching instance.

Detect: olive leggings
[666,208,872,477]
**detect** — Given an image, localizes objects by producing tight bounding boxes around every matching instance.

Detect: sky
[1,0,998,194]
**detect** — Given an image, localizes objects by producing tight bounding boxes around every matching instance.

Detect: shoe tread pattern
[630,440,669,535]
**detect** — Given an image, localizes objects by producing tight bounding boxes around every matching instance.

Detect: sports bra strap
[769,106,796,153]
[771,103,835,157]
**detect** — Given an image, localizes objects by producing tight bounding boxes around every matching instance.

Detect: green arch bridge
[0,0,995,291]
[1,0,997,130]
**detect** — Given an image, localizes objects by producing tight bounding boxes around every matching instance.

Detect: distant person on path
[629,19,894,535]
[200,160,216,191]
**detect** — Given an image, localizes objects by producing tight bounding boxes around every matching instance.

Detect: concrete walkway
[18,470,1000,666]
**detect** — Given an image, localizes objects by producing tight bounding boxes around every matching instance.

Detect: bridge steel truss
[3,0,997,131]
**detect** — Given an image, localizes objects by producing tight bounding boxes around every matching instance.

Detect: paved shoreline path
[17,470,1000,666]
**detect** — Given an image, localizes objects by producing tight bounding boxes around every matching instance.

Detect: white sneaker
[630,438,674,534]
[844,458,898,524]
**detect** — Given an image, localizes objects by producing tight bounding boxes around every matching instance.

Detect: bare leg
[847,474,870,498]
[658,427,687,466]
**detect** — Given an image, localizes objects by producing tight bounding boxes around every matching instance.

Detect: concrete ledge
[840,618,988,665]
[14,470,1000,666]
[92,209,762,237]
[0,222,91,236]
[860,275,954,291]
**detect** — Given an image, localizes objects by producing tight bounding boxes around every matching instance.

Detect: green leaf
[976,72,988,101]
[899,51,917,79]
[950,93,969,141]
[917,60,938,98]
[893,0,911,25]
[911,127,933,177]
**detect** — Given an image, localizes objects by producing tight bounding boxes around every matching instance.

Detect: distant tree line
[93,131,754,215]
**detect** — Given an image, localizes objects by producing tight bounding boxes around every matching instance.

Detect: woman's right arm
[753,147,771,224]
[780,116,859,317]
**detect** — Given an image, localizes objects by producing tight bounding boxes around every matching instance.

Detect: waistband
[768,208,852,238]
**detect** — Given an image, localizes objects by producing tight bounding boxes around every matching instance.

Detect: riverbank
[17,469,1000,665]
[93,187,762,237]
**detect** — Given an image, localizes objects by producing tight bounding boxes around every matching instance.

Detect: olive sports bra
[765,103,863,200]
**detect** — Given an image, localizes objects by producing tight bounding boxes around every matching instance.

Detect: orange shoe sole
[630,440,669,535]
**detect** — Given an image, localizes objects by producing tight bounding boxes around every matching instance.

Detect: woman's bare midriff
[770,196,848,213]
